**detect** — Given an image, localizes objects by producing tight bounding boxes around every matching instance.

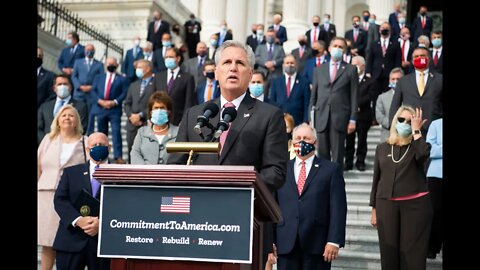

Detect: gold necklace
[391,144,410,163]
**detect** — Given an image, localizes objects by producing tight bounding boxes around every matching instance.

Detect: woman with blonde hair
[38,104,87,270]
[369,105,433,270]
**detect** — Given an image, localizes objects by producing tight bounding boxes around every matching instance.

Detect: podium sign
[98,185,254,263]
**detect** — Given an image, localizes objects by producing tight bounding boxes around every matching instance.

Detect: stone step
[347,205,372,221]
[344,179,373,190]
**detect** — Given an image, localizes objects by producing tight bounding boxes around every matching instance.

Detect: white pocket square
[244,113,250,118]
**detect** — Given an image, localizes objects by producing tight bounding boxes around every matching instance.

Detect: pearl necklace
[391,144,410,163]
[152,124,168,134]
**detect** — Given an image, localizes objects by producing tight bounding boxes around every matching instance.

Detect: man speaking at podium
[168,40,288,192]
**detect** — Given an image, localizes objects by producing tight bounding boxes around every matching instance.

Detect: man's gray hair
[214,40,255,69]
[292,123,317,141]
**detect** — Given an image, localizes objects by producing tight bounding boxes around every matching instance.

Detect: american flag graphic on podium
[160,196,191,214]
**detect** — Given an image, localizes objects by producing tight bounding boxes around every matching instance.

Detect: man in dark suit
[181,41,209,87]
[345,56,379,171]
[152,32,174,73]
[291,35,312,75]
[37,47,56,108]
[147,10,170,51]
[365,13,380,61]
[90,57,128,164]
[269,55,311,126]
[38,74,88,144]
[196,60,220,104]
[121,36,144,85]
[309,37,358,169]
[411,6,433,42]
[270,14,287,45]
[184,13,202,58]
[57,31,85,76]
[389,46,443,135]
[154,47,196,126]
[320,14,336,48]
[398,27,414,75]
[275,123,347,270]
[305,15,326,48]
[255,28,286,85]
[53,132,111,270]
[365,22,402,92]
[388,3,402,34]
[216,20,233,47]
[246,24,261,53]
[390,12,410,41]
[303,40,330,85]
[429,31,443,74]
[345,16,368,58]
[168,40,288,191]
[124,59,157,163]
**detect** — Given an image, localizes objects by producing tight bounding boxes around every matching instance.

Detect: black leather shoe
[427,251,437,259]
[356,163,366,171]
[344,164,353,171]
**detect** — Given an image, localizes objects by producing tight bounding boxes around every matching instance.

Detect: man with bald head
[53,131,111,270]
[181,41,210,86]
[90,57,128,163]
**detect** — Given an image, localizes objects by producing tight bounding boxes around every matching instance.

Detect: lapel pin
[244,113,250,118]
[296,80,299,84]
[429,73,433,78]
[314,164,319,167]
[178,74,181,78]
[387,154,392,157]
[83,172,88,175]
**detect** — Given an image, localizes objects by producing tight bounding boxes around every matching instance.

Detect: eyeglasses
[397,117,411,124]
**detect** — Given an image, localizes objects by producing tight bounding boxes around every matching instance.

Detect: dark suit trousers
[316,115,346,169]
[376,195,433,270]
[427,178,443,254]
[278,236,330,270]
[126,125,142,163]
[344,118,371,166]
[97,113,122,159]
[56,238,110,270]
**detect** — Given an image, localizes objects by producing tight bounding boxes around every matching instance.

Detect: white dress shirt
[220,92,247,120]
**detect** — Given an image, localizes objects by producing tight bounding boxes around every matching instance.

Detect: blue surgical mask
[396,122,412,137]
[293,140,316,157]
[432,38,442,48]
[210,39,218,46]
[266,37,275,44]
[56,85,70,99]
[388,82,397,89]
[151,109,169,125]
[249,83,264,97]
[330,47,343,61]
[257,30,264,36]
[398,17,406,24]
[85,50,95,58]
[162,41,172,47]
[323,18,330,24]
[135,68,144,79]
[368,18,375,24]
[65,38,72,46]
[90,145,109,162]
[143,52,151,58]
[165,58,177,70]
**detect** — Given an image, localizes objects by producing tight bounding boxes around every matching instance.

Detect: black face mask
[420,12,427,16]
[252,30,257,34]
[107,65,117,73]
[313,22,319,27]
[37,57,43,68]
[298,40,306,46]
[312,49,319,56]
[205,71,215,79]
[380,29,390,36]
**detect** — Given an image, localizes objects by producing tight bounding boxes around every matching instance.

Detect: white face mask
[134,39,141,46]
[56,85,70,99]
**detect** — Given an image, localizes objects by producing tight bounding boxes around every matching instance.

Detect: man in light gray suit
[376,68,404,142]
[389,46,443,135]
[309,37,358,169]
[181,41,209,87]
[124,59,157,163]
[255,28,286,95]
[365,13,380,63]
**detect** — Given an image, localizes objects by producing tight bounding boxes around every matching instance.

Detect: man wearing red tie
[274,123,347,270]
[412,6,433,43]
[302,40,330,85]
[429,31,443,74]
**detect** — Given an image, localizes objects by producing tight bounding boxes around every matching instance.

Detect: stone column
[369,0,395,24]
[307,0,322,21]
[226,0,248,44]
[200,0,226,42]
[281,0,309,53]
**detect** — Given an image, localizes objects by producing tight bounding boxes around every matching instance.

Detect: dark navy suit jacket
[58,44,85,71]
[121,47,144,80]
[90,73,128,116]
[269,74,311,125]
[275,156,347,255]
[196,79,221,104]
[53,162,99,253]
[303,55,330,84]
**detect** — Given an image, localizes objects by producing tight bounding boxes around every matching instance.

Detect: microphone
[194,102,219,134]
[214,107,237,139]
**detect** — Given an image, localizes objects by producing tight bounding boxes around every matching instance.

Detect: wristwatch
[413,130,421,135]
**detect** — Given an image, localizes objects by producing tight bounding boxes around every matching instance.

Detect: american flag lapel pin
[244,113,250,118]
[83,171,88,175]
